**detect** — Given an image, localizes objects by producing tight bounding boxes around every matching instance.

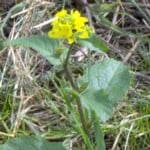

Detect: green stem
[63,44,88,135]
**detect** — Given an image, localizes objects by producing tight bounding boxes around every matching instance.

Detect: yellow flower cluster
[48,9,92,44]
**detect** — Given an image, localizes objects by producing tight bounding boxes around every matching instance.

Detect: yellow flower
[70,10,88,30]
[55,9,67,18]
[48,9,93,44]
[78,25,93,39]
[48,24,72,39]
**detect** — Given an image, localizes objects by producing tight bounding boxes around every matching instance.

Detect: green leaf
[92,111,106,150]
[77,34,109,53]
[80,59,130,122]
[4,35,67,68]
[0,36,4,50]
[131,0,150,23]
[91,8,133,36]
[0,40,4,50]
[0,136,66,150]
[99,2,119,12]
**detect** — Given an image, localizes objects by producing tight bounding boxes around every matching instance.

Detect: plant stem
[63,44,88,135]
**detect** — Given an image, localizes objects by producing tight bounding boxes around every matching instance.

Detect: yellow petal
[56,9,67,18]
[68,37,74,44]
[79,31,89,39]
[71,10,80,18]
[60,24,72,38]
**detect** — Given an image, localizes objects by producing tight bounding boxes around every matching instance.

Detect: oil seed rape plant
[1,8,130,150]
[48,9,93,44]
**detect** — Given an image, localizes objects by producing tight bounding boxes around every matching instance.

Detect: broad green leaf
[80,59,130,122]
[0,136,66,150]
[4,35,67,68]
[81,89,113,122]
[77,34,109,53]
